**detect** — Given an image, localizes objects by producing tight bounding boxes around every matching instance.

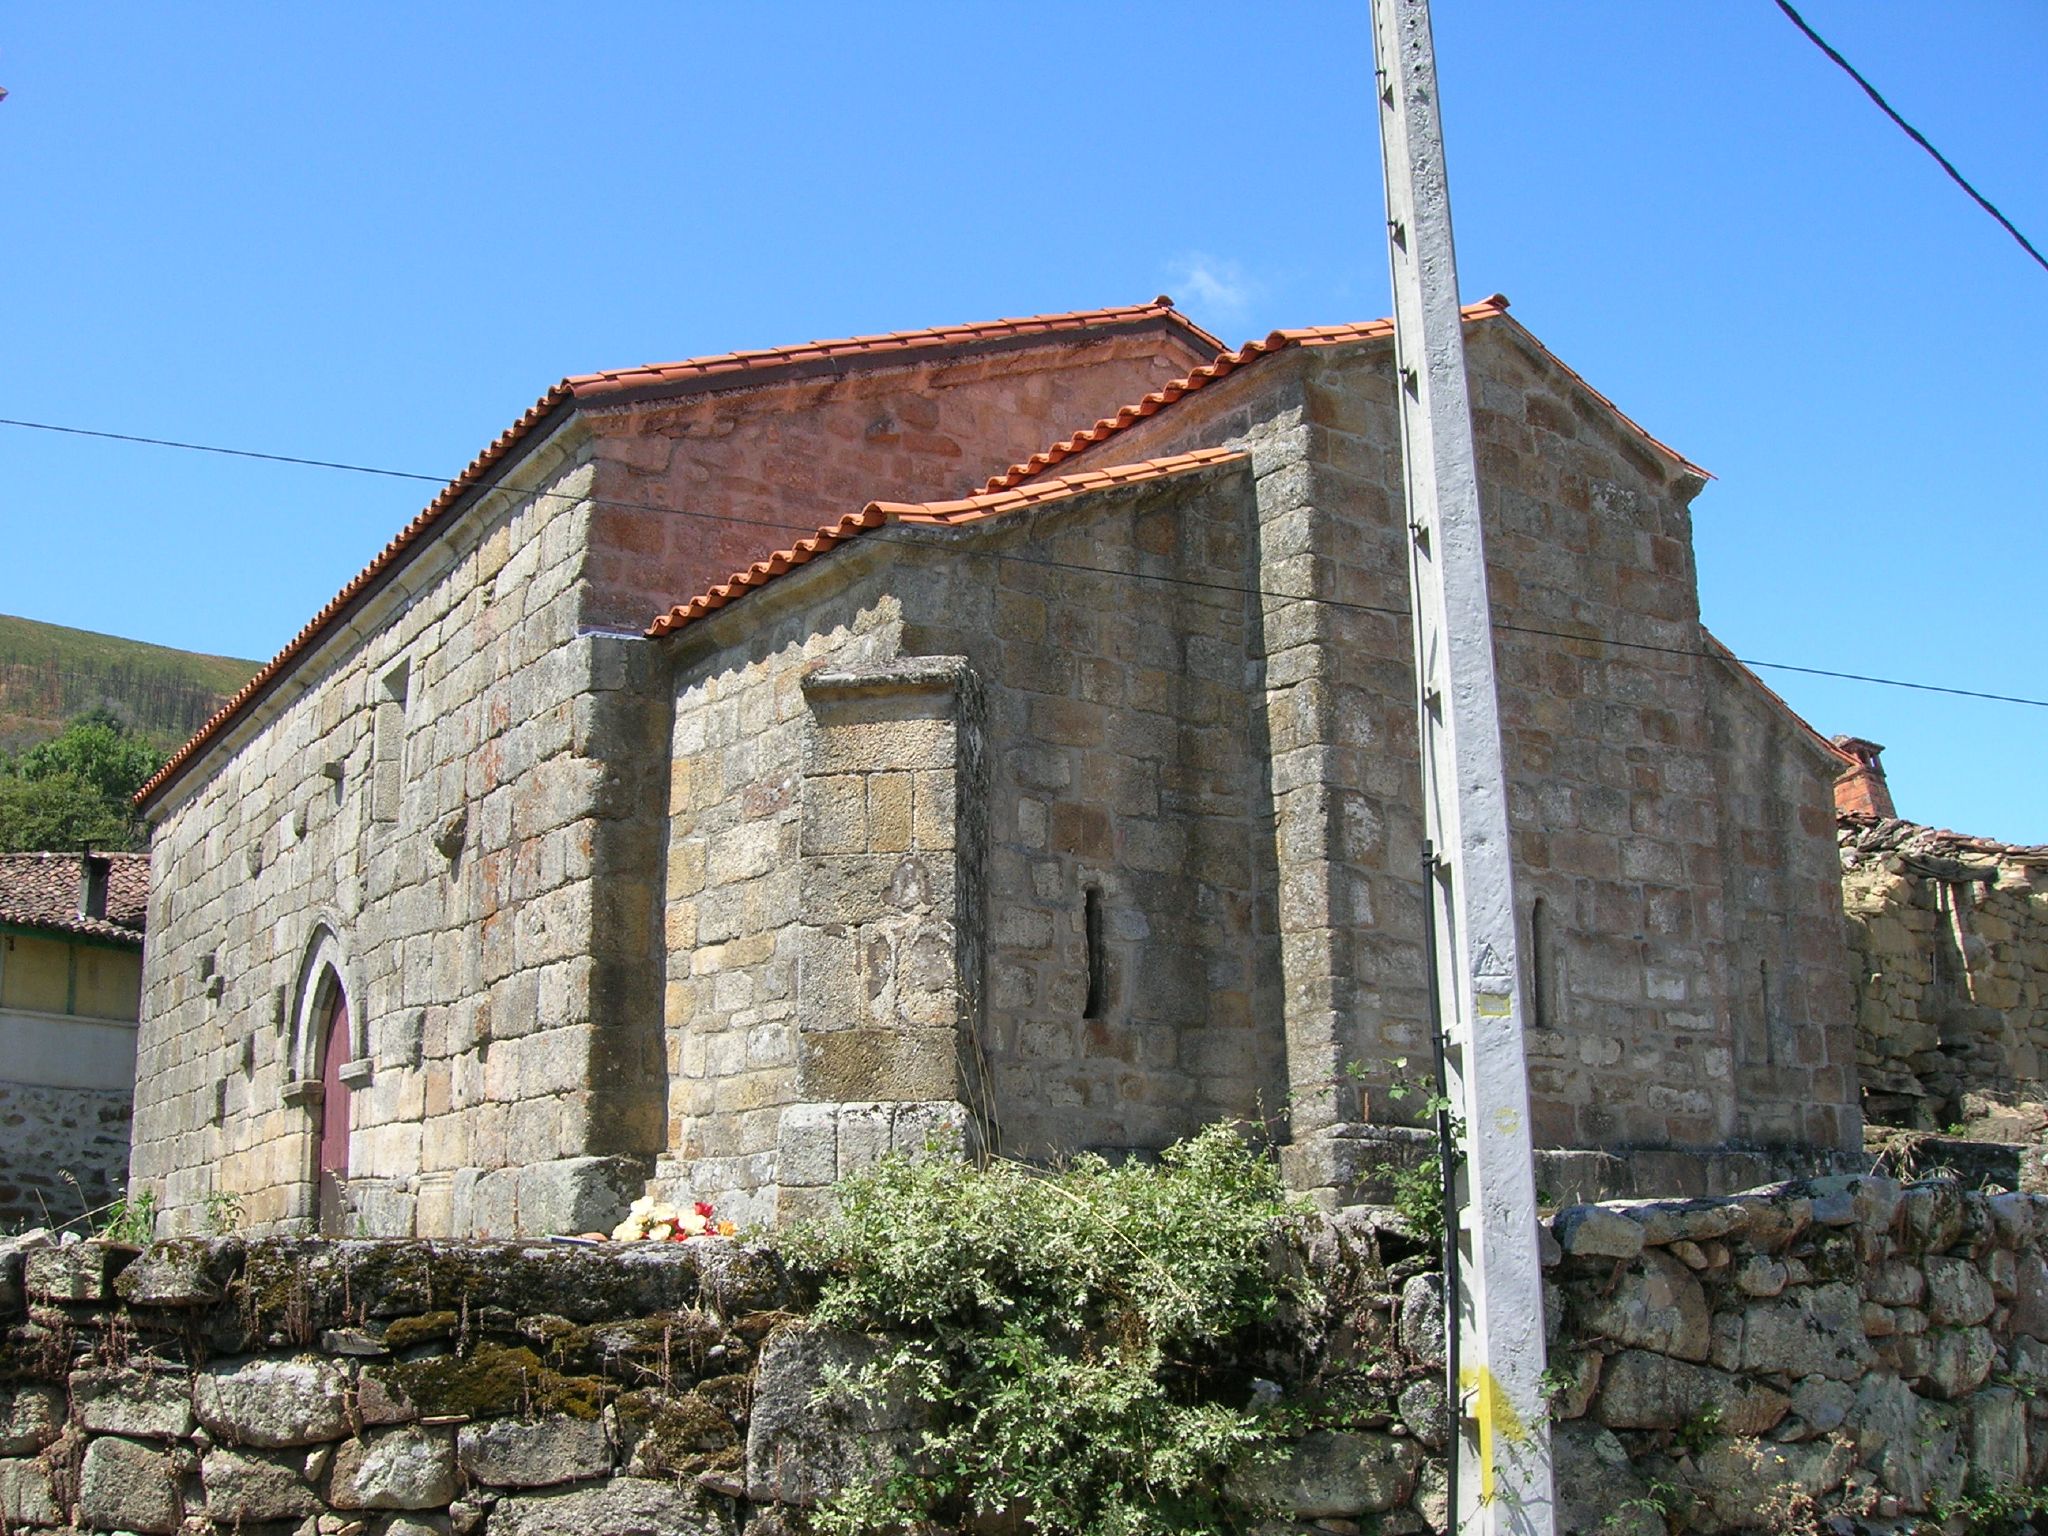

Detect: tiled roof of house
[646,448,1247,638]
[136,299,1214,811]
[1839,813,2048,867]
[0,852,148,945]
[982,295,1710,492]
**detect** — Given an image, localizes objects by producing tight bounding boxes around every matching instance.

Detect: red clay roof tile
[645,448,1246,638]
[136,298,1215,810]
[983,295,1709,492]
[0,852,148,945]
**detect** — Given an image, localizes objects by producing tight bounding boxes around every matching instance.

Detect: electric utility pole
[1368,2,1556,1531]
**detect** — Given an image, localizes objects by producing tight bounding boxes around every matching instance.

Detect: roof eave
[135,395,583,814]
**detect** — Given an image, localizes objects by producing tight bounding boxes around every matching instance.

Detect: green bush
[784,1123,1306,1536]
[0,709,163,852]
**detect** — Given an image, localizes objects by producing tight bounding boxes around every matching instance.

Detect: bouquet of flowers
[604,1194,736,1242]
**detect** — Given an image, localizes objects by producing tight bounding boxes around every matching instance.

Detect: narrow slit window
[1083,886,1107,1020]
[1758,958,1774,1064]
[1529,897,1552,1031]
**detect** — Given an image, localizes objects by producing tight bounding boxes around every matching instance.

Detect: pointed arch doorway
[315,983,352,1235]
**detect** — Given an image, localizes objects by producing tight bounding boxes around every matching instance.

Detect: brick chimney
[1831,736,1896,819]
[78,850,111,920]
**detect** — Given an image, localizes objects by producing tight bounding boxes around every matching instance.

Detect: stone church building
[130,296,1858,1236]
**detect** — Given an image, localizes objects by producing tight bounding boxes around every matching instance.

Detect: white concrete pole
[1367,1,1556,1530]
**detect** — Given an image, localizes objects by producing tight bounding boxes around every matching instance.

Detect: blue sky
[3,3,2043,839]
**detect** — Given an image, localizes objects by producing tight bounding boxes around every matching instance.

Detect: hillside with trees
[0,612,257,756]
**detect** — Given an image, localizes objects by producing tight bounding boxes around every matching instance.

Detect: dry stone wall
[5,1164,2046,1536]
[0,1082,131,1231]
[1842,815,2048,1128]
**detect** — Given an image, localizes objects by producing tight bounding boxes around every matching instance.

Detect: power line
[0,417,456,487]
[1772,0,2048,276]
[3,411,2044,712]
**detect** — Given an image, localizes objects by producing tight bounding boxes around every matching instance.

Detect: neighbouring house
[0,851,147,1228]
[1825,739,2048,1130]
[129,295,1863,1238]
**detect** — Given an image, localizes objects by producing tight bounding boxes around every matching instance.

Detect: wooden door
[316,991,351,1234]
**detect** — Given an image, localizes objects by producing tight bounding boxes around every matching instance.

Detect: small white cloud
[1167,254,1259,325]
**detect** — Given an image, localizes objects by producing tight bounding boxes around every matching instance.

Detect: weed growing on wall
[95,1189,156,1244]
[784,1123,1306,1536]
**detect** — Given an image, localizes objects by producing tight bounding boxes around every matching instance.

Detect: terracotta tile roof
[983,295,1709,492]
[0,852,148,945]
[136,298,1214,811]
[570,298,1223,403]
[646,448,1247,638]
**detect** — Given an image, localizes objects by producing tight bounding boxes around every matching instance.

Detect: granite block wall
[655,458,1283,1217]
[132,427,667,1239]
[1021,319,1860,1194]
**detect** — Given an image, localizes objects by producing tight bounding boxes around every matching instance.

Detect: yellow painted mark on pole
[1475,990,1512,1017]
[1459,1363,1531,1505]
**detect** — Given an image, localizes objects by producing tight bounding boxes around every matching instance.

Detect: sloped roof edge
[646,447,1248,639]
[136,299,1213,811]
[1700,631,1857,776]
[983,295,1710,493]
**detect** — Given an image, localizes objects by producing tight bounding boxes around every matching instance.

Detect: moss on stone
[382,1311,459,1351]
[614,1387,739,1478]
[377,1341,609,1422]
[539,1310,725,1376]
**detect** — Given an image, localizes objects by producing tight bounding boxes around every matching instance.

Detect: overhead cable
[1772,0,2048,276]
[1,412,2043,711]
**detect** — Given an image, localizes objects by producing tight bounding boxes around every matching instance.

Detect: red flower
[694,1201,715,1219]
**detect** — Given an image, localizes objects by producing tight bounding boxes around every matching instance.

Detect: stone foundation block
[454,1156,650,1237]
[456,1414,611,1488]
[1234,1430,1421,1518]
[776,1099,967,1194]
[24,1240,130,1302]
[0,1384,63,1456]
[0,1455,63,1528]
[115,1237,240,1306]
[71,1366,195,1439]
[746,1326,922,1507]
[201,1445,325,1523]
[489,1475,731,1536]
[195,1356,350,1447]
[1594,1350,1789,1435]
[328,1424,458,1509]
[79,1433,179,1534]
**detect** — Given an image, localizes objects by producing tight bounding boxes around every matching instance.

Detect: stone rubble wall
[6,1167,2046,1536]
[0,1081,131,1232]
[0,1235,779,1536]
[1841,820,2048,1128]
[1539,1170,2048,1533]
